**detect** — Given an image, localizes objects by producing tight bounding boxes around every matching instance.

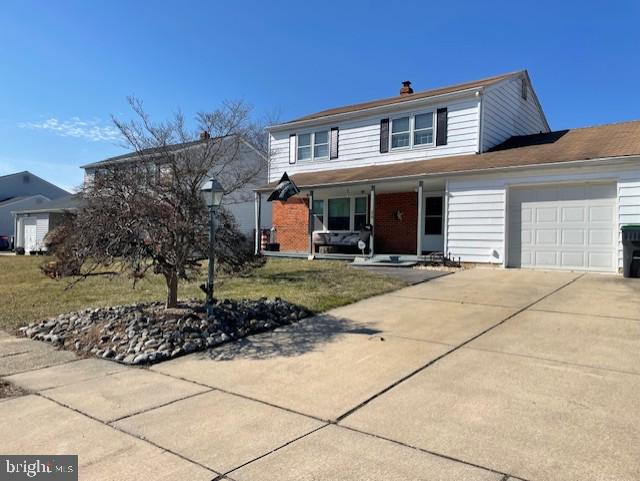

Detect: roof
[80,139,206,169]
[276,71,522,127]
[13,194,83,214]
[259,120,640,190]
[0,196,30,207]
[80,135,266,169]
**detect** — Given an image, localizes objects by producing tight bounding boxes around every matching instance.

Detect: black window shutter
[289,134,296,164]
[379,118,389,153]
[436,108,448,146]
[330,127,339,159]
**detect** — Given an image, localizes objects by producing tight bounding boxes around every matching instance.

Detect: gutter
[254,155,640,192]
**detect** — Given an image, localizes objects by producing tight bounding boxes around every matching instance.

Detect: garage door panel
[562,229,585,246]
[535,207,558,223]
[535,229,558,245]
[589,205,614,222]
[561,206,585,222]
[508,183,616,272]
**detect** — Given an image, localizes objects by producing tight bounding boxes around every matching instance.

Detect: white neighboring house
[0,171,69,244]
[80,134,271,235]
[13,194,81,254]
[257,70,640,273]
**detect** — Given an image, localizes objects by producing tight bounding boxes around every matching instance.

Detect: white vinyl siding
[446,163,640,270]
[481,76,549,152]
[268,98,480,182]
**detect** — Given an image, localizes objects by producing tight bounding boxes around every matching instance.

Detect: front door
[422,194,444,253]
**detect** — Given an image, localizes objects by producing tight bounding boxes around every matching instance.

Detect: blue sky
[1,0,638,191]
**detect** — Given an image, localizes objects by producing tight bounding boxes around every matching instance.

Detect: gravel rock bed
[19,298,311,365]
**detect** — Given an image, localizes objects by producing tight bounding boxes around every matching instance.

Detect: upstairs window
[297,133,311,161]
[390,112,435,150]
[297,131,329,161]
[391,117,410,148]
[413,113,434,145]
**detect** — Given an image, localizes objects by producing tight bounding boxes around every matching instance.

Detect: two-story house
[256,70,640,273]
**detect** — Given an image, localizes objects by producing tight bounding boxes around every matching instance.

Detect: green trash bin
[621,225,640,278]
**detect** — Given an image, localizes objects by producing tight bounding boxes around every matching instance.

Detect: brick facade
[272,197,309,252]
[374,192,417,254]
[271,192,418,254]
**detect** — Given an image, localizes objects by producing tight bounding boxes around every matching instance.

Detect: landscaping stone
[19,298,311,366]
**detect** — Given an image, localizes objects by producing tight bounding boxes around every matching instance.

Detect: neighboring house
[13,194,82,253]
[80,134,271,235]
[0,171,69,241]
[256,70,640,273]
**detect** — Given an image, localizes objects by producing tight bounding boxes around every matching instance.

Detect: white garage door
[508,183,617,272]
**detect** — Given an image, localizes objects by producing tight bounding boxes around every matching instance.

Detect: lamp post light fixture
[200,177,224,317]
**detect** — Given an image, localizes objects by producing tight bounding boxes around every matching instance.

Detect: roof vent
[199,130,211,140]
[399,80,414,96]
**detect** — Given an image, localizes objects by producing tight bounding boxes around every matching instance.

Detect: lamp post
[200,177,224,317]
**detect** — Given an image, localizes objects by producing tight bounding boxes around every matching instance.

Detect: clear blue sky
[1,0,638,191]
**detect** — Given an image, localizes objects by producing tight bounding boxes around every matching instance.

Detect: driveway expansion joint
[34,392,220,476]
[335,273,586,423]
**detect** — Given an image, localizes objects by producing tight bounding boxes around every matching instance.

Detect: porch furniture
[313,227,372,254]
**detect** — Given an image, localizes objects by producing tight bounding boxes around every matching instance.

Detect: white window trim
[296,130,330,162]
[312,195,369,233]
[390,110,436,151]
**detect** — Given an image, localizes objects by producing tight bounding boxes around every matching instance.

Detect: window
[297,131,329,161]
[424,196,443,235]
[390,112,434,150]
[314,131,328,158]
[297,133,311,161]
[312,199,324,231]
[391,117,410,148]
[328,198,350,230]
[354,197,368,231]
[413,113,434,145]
[521,78,528,100]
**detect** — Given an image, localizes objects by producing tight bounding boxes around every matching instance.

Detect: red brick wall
[272,198,309,252]
[374,192,417,254]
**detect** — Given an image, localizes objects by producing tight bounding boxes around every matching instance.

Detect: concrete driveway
[2,269,640,481]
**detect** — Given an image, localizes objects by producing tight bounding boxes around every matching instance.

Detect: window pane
[298,133,311,146]
[298,145,311,160]
[415,113,433,130]
[314,131,328,144]
[425,197,443,216]
[391,117,409,133]
[355,197,367,214]
[313,215,324,231]
[425,217,442,235]
[391,132,410,148]
[354,214,367,231]
[414,130,433,145]
[328,198,350,230]
[314,144,328,158]
[312,199,324,215]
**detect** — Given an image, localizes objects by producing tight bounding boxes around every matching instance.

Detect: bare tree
[51,98,266,308]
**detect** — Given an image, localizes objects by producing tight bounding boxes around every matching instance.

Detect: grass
[0,256,406,331]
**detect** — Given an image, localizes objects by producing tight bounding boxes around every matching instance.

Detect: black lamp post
[200,177,224,317]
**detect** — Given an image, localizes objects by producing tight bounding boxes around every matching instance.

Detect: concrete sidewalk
[2,269,640,480]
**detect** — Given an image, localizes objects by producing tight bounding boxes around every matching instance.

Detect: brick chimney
[199,130,211,140]
[399,80,414,96]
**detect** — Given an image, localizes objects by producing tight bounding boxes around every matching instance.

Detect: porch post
[416,181,423,256]
[254,191,261,255]
[308,190,314,256]
[369,185,375,257]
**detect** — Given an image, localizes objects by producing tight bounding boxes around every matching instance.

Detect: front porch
[254,178,448,260]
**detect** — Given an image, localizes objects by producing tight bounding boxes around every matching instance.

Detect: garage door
[508,183,617,272]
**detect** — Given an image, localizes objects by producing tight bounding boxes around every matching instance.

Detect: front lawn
[0,256,406,331]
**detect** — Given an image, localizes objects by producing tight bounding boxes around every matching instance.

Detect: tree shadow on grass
[206,314,382,361]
